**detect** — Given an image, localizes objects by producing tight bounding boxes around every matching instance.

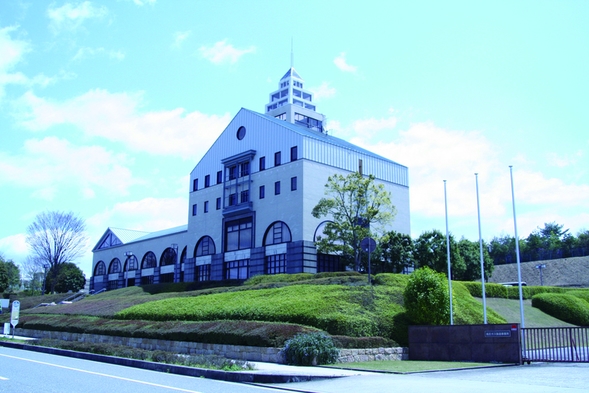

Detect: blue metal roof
[131,225,188,243]
[244,109,406,167]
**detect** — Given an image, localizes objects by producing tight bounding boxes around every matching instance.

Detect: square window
[204,201,209,213]
[259,156,266,171]
[216,197,221,210]
[274,151,281,166]
[290,146,298,161]
[216,171,223,184]
[291,176,297,191]
[275,181,281,195]
[259,185,265,199]
[193,178,198,191]
[192,204,197,216]
[204,175,210,188]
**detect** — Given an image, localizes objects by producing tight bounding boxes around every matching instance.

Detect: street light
[535,264,546,286]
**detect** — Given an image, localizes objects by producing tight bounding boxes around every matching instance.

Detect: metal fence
[523,327,589,363]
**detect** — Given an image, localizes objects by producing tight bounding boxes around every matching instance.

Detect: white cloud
[47,1,108,32]
[73,47,125,61]
[309,82,336,101]
[172,30,191,49]
[0,26,30,99]
[87,197,187,234]
[128,0,156,5]
[352,117,398,137]
[199,40,256,65]
[0,136,136,200]
[334,52,357,73]
[345,121,589,240]
[16,89,231,160]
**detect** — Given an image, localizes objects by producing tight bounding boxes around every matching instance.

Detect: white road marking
[0,353,203,392]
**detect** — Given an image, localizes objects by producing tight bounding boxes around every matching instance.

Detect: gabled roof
[92,227,150,251]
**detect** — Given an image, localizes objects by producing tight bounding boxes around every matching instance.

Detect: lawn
[330,360,509,373]
[478,297,577,327]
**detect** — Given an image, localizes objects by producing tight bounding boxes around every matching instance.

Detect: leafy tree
[378,230,414,273]
[413,229,465,279]
[455,238,494,281]
[488,234,515,264]
[0,254,21,293]
[26,210,88,293]
[312,172,396,271]
[45,262,86,293]
[577,229,589,250]
[403,267,450,325]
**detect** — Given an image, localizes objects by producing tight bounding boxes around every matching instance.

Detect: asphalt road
[0,346,284,393]
[267,362,589,393]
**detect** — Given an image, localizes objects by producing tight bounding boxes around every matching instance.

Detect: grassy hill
[4,272,586,348]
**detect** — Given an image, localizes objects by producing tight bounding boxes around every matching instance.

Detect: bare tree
[26,211,87,293]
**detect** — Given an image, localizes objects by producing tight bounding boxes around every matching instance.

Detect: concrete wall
[17,329,408,363]
[489,256,589,287]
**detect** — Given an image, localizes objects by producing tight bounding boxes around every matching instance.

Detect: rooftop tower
[265,67,325,133]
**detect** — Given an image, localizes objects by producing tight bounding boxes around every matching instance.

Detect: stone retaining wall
[489,256,589,287]
[16,329,408,363]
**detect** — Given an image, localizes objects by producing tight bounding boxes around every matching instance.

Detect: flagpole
[444,180,454,325]
[475,173,488,324]
[509,166,526,357]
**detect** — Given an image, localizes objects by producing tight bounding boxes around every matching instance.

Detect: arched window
[141,251,157,268]
[314,220,334,243]
[263,221,292,246]
[195,236,216,257]
[180,246,187,264]
[160,247,177,266]
[124,255,138,271]
[108,258,121,274]
[94,261,106,276]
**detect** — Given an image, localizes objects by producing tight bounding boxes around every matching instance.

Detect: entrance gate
[522,327,589,363]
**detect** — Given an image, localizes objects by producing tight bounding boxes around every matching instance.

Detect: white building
[90,67,410,292]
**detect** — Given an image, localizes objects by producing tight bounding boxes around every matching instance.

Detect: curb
[0,340,342,383]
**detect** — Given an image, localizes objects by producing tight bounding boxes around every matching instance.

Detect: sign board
[11,300,20,328]
[3,323,10,335]
[485,330,511,338]
[360,237,376,253]
[0,299,9,309]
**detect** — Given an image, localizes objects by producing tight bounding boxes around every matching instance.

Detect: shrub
[531,293,589,326]
[282,332,339,366]
[403,267,450,325]
[331,335,398,348]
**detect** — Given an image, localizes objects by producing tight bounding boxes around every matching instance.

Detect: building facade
[90,67,410,292]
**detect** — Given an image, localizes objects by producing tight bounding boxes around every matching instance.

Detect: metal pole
[444,180,454,325]
[509,166,526,357]
[475,173,488,324]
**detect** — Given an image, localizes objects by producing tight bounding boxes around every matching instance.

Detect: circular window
[236,126,246,140]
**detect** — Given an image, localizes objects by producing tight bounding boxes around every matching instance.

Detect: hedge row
[17,314,319,347]
[460,282,571,299]
[531,293,589,326]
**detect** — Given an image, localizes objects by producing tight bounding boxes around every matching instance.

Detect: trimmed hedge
[17,315,319,347]
[531,293,589,326]
[461,281,567,299]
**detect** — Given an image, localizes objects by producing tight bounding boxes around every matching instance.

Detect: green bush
[282,332,339,366]
[331,335,398,348]
[452,282,506,325]
[461,281,568,299]
[531,293,589,326]
[403,267,450,325]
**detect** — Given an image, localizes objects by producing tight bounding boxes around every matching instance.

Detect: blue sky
[1,0,588,277]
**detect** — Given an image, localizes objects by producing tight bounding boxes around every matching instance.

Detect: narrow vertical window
[192,204,197,216]
[274,151,281,166]
[290,146,298,161]
[259,185,265,199]
[291,176,297,191]
[275,181,281,195]
[216,197,221,210]
[216,171,223,184]
[259,156,266,171]
[193,178,198,191]
[204,175,210,188]
[204,201,209,213]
